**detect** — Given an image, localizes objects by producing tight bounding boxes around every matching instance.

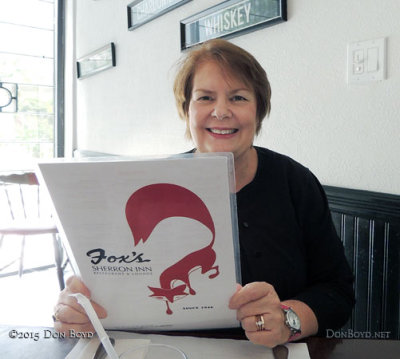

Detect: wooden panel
[325,186,399,339]
[324,186,400,222]
[354,217,370,331]
[368,220,385,333]
[384,223,400,338]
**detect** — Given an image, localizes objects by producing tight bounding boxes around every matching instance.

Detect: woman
[54,39,354,348]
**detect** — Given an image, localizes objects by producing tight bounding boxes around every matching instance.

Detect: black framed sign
[180,0,287,50]
[128,0,192,30]
[77,43,116,79]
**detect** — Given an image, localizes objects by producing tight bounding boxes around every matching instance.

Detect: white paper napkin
[65,337,150,359]
[66,331,310,359]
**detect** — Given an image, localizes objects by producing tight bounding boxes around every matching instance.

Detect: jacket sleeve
[290,169,355,335]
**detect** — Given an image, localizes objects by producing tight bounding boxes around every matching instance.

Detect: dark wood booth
[324,186,400,340]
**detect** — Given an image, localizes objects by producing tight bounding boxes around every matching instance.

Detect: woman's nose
[211,98,231,120]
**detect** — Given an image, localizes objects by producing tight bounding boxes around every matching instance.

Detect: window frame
[55,0,65,158]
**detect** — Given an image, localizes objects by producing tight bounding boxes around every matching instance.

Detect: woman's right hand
[53,275,107,336]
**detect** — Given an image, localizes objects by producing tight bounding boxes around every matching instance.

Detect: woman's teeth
[208,128,237,134]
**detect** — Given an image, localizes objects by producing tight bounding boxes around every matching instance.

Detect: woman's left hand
[229,282,291,348]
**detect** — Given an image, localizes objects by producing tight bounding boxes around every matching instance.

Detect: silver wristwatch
[281,304,301,341]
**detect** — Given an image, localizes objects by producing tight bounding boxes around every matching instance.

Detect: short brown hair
[173,39,271,136]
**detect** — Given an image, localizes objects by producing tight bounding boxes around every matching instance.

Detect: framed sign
[128,0,192,30]
[180,0,287,50]
[77,43,116,79]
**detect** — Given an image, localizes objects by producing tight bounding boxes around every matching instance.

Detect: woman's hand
[229,282,291,348]
[53,276,107,336]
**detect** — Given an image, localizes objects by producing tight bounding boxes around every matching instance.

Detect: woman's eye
[197,96,213,101]
[231,95,247,102]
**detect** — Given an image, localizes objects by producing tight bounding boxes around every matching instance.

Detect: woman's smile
[188,60,257,161]
[207,127,239,136]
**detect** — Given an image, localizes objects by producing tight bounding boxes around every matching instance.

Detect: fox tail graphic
[125,183,219,315]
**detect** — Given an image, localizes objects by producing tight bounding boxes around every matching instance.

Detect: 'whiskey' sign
[180,0,287,50]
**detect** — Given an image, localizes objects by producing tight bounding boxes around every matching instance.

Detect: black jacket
[237,146,355,335]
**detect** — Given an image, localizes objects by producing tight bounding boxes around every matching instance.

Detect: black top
[236,146,355,335]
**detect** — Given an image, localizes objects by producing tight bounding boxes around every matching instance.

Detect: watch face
[287,311,301,331]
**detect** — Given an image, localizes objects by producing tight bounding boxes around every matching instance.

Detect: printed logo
[125,183,219,315]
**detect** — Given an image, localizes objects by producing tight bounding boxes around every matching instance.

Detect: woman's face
[188,60,257,160]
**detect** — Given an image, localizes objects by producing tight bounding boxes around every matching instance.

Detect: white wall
[69,0,400,195]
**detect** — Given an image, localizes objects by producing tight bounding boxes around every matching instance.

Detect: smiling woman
[173,39,272,191]
[54,39,355,349]
[188,60,258,166]
[171,39,355,347]
[174,39,271,136]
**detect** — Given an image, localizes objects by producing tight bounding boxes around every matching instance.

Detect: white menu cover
[37,153,241,331]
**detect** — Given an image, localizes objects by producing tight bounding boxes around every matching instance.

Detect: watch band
[280,304,301,342]
[287,331,301,342]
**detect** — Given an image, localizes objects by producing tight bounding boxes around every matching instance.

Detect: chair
[0,171,66,290]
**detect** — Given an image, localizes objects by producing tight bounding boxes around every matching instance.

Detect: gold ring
[53,308,61,322]
[255,314,265,331]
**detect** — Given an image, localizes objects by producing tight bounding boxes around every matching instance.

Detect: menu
[37,153,241,331]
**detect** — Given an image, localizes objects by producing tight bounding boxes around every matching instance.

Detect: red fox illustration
[125,183,219,315]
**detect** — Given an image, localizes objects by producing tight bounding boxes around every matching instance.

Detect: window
[0,0,64,170]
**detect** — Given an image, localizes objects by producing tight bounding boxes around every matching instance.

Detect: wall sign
[128,0,192,30]
[77,43,116,79]
[180,0,287,50]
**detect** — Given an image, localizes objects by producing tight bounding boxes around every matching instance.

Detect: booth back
[324,186,400,340]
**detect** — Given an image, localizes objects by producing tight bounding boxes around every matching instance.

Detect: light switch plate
[347,38,386,84]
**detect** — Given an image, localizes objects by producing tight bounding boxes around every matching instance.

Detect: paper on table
[67,331,310,359]
[65,337,150,359]
[286,343,310,359]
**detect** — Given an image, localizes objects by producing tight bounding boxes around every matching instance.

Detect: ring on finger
[52,308,61,322]
[255,314,265,331]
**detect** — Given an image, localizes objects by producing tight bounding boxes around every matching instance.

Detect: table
[1,326,399,359]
